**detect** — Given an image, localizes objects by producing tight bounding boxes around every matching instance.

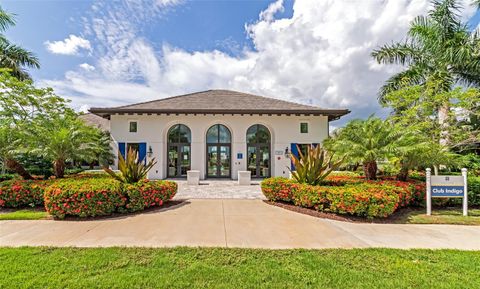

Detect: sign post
[426,168,468,216]
[462,168,468,216]
[426,168,432,216]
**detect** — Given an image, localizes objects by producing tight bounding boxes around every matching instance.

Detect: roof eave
[89,108,350,121]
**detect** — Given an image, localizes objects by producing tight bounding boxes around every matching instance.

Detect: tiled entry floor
[173,180,266,200]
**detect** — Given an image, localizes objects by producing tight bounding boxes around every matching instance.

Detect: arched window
[246,124,271,178]
[206,124,231,178]
[167,124,191,177]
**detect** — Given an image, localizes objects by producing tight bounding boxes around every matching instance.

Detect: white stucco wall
[109,114,330,180]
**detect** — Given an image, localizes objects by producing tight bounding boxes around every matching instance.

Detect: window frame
[300,122,309,134]
[129,120,138,133]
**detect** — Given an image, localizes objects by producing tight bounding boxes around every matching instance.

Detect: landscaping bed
[0,247,479,288]
[261,175,425,219]
[0,173,178,219]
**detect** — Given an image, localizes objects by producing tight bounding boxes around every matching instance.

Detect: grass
[400,208,480,225]
[0,209,49,220]
[0,247,479,288]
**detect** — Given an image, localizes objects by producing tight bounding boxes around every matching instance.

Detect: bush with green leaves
[104,148,157,184]
[289,144,343,185]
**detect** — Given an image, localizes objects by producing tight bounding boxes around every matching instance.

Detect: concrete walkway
[174,180,265,200]
[1,199,479,249]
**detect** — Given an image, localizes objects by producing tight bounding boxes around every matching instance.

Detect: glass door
[207,145,218,177]
[167,145,178,177]
[168,144,190,178]
[247,146,257,176]
[247,145,270,178]
[219,145,230,177]
[207,144,231,177]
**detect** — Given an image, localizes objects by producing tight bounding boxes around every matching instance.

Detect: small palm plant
[288,144,343,185]
[104,147,157,183]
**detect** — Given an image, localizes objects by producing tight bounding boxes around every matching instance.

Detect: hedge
[0,180,50,208]
[122,180,178,212]
[44,178,125,219]
[43,178,178,219]
[261,177,425,218]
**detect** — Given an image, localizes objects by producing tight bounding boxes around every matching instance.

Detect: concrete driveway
[1,199,479,249]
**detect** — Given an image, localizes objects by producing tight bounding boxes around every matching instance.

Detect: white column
[462,168,468,216]
[426,168,431,216]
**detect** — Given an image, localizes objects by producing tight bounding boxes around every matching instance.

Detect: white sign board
[426,168,468,216]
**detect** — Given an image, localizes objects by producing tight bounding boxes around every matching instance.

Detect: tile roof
[90,89,350,121]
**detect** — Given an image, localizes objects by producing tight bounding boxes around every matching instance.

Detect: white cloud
[42,0,477,124]
[45,35,92,55]
[79,63,95,71]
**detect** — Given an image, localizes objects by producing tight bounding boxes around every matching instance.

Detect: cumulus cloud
[44,35,92,55]
[79,63,95,71]
[42,0,477,125]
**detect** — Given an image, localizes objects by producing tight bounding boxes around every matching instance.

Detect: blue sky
[3,0,480,126]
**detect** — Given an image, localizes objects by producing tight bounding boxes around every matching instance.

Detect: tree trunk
[363,160,377,180]
[5,158,33,179]
[53,158,65,178]
[396,164,409,181]
[433,165,439,176]
[438,103,449,147]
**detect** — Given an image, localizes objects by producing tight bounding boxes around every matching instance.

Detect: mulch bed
[263,200,421,224]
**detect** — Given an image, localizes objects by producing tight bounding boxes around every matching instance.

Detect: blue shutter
[139,142,147,164]
[290,143,298,170]
[118,142,126,158]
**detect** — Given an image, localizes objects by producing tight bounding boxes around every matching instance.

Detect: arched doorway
[206,124,231,178]
[246,124,271,178]
[167,124,191,178]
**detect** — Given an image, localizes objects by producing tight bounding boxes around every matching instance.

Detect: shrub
[0,180,49,207]
[123,180,177,212]
[0,173,16,182]
[261,177,297,202]
[261,177,422,218]
[44,178,125,219]
[104,148,157,184]
[468,176,480,206]
[289,144,343,185]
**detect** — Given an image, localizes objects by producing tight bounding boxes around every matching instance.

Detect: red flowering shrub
[44,178,125,219]
[0,180,50,207]
[123,180,177,212]
[262,176,425,218]
[261,177,297,202]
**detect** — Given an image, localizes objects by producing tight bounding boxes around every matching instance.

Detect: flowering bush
[261,177,297,202]
[123,180,177,212]
[44,178,125,219]
[262,176,425,218]
[0,180,50,207]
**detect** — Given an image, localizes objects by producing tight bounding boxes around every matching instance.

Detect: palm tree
[32,115,102,178]
[0,6,39,80]
[324,116,400,180]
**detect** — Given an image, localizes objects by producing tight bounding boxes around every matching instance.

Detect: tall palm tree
[372,0,480,103]
[0,6,39,80]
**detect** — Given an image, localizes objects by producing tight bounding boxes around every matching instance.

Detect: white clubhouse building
[90,90,349,180]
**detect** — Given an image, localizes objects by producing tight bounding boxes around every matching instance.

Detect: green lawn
[400,208,480,225]
[0,247,479,288]
[0,209,49,220]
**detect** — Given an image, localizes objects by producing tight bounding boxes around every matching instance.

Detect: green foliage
[0,6,39,80]
[104,147,157,184]
[288,144,343,185]
[324,116,400,180]
[371,0,480,101]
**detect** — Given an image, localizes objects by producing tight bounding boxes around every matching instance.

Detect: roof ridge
[111,89,215,109]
